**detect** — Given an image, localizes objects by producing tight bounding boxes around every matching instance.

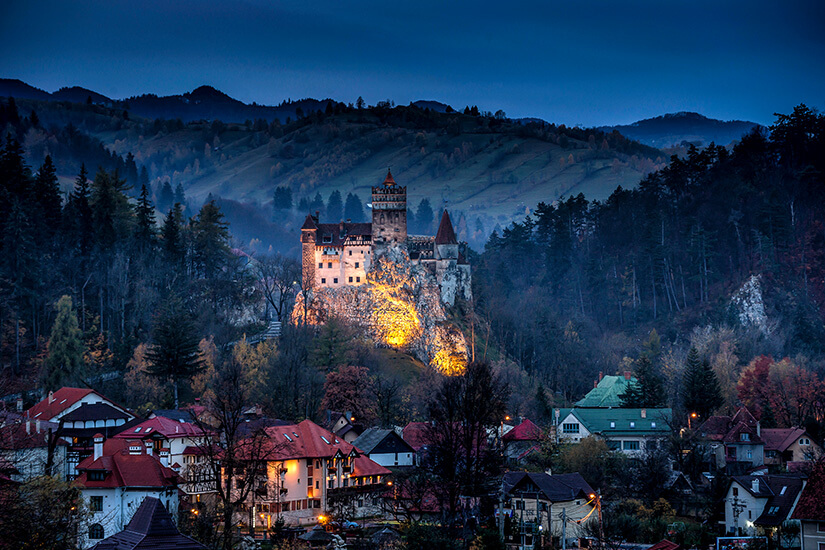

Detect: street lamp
[688,412,698,430]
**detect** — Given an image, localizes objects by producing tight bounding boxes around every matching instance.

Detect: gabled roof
[353,428,415,455]
[90,497,206,549]
[114,416,205,440]
[647,541,680,550]
[61,403,131,422]
[76,439,181,489]
[352,454,392,477]
[699,407,762,443]
[149,409,197,423]
[0,413,63,450]
[761,428,808,452]
[435,210,458,245]
[26,388,95,421]
[575,375,636,408]
[313,222,372,246]
[558,408,671,436]
[792,460,825,520]
[263,419,360,461]
[503,419,542,442]
[503,471,594,502]
[730,475,806,526]
[402,422,431,451]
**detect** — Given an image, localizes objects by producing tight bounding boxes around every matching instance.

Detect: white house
[352,428,416,467]
[723,475,806,536]
[554,407,672,456]
[75,435,182,549]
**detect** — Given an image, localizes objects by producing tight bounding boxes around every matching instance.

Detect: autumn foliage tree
[321,365,375,423]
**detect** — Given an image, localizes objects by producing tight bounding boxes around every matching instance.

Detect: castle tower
[300,213,318,290]
[435,210,459,261]
[371,169,407,257]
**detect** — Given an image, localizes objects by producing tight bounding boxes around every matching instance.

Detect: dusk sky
[1,0,823,127]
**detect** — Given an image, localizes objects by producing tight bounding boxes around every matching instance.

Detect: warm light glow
[505,415,511,421]
[690,412,698,418]
[371,281,421,347]
[387,481,393,486]
[318,515,327,523]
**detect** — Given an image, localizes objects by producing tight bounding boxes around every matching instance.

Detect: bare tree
[255,254,301,322]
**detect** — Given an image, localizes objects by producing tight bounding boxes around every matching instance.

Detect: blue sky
[1,0,823,126]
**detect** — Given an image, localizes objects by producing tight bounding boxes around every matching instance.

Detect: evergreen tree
[33,155,62,232]
[191,199,231,280]
[157,180,174,212]
[344,192,365,222]
[145,298,204,408]
[135,183,156,248]
[90,168,133,251]
[0,134,31,201]
[174,182,186,207]
[326,190,343,222]
[161,203,185,267]
[620,355,665,407]
[42,295,84,391]
[310,192,325,215]
[68,163,93,258]
[681,347,722,420]
[416,198,434,232]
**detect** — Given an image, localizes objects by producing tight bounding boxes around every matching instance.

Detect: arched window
[89,524,104,539]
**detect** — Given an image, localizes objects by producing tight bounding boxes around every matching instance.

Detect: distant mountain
[602,112,761,148]
[51,86,111,104]
[411,100,453,113]
[0,78,51,101]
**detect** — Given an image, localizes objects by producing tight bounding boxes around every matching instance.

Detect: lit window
[630,422,635,428]
[610,421,616,428]
[651,422,656,428]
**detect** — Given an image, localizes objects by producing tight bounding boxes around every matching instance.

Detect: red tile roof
[382,169,396,186]
[503,419,542,442]
[761,428,808,452]
[263,419,358,460]
[699,407,762,443]
[435,210,458,245]
[76,439,181,489]
[402,422,431,452]
[647,540,680,550]
[114,416,205,440]
[352,454,391,477]
[792,460,825,520]
[26,388,95,421]
[0,412,63,450]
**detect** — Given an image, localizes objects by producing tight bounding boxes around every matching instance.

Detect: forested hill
[602,111,760,149]
[474,105,825,401]
[1,90,666,252]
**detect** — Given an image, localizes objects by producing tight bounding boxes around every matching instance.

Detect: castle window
[321,278,326,284]
[328,262,332,269]
[333,278,338,284]
[349,277,353,283]
[356,277,360,282]
[348,250,352,256]
[318,263,323,269]
[355,262,359,268]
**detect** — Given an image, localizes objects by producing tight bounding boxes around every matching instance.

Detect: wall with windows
[80,488,179,549]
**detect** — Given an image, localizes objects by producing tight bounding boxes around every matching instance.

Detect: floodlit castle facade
[300,171,471,304]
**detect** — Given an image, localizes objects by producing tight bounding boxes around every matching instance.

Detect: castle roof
[313,222,372,246]
[435,210,458,245]
[383,169,396,186]
[301,214,318,230]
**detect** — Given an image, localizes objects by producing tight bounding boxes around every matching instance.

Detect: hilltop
[602,111,760,148]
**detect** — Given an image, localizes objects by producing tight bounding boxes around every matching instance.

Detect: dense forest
[473,105,825,423]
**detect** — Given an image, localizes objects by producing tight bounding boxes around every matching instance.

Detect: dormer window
[610,422,616,429]
[629,422,635,428]
[134,427,142,433]
[323,234,332,243]
[89,471,106,481]
[651,422,656,428]
[740,433,750,441]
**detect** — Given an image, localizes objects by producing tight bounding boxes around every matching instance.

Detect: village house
[0,410,66,481]
[25,387,136,479]
[502,418,543,463]
[553,407,672,455]
[762,428,822,469]
[497,472,596,550]
[699,408,765,473]
[723,474,806,539]
[300,170,471,305]
[244,419,391,529]
[791,461,825,550]
[75,435,182,549]
[352,428,416,468]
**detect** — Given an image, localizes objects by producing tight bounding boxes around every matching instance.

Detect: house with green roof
[575,373,637,408]
[553,407,672,456]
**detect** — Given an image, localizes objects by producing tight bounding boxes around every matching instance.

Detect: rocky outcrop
[730,274,770,335]
[292,246,468,374]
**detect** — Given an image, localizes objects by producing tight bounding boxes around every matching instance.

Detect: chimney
[93,433,104,461]
[25,420,31,434]
[641,409,647,419]
[159,449,170,467]
[624,371,632,380]
[594,380,598,388]
[16,398,22,412]
[315,210,320,220]
[145,441,153,456]
[752,479,759,493]
[756,421,761,437]
[48,391,55,404]
[598,372,603,382]
[35,420,41,433]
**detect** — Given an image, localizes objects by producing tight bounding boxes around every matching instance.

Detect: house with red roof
[698,407,765,473]
[75,435,182,549]
[791,460,825,550]
[503,418,542,462]
[762,428,822,469]
[0,410,67,481]
[246,419,391,528]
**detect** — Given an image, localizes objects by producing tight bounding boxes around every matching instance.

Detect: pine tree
[157,180,174,212]
[680,347,723,420]
[174,182,186,207]
[42,296,84,391]
[68,164,93,258]
[416,198,434,233]
[273,186,293,210]
[135,183,156,247]
[161,203,185,267]
[326,190,343,222]
[344,192,365,222]
[191,200,230,280]
[145,298,204,408]
[620,355,665,407]
[34,155,62,233]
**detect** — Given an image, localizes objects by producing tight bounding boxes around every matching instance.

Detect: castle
[300,171,471,305]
